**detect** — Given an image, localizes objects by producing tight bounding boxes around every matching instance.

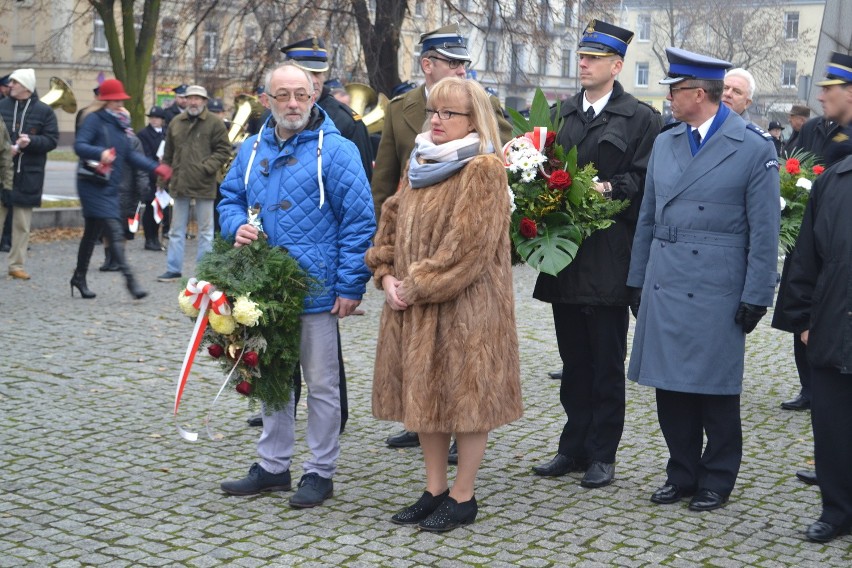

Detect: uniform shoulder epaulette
[661,120,681,132]
[390,92,408,103]
[638,100,661,114]
[746,123,773,142]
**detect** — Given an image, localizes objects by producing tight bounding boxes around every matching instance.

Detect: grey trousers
[258,312,341,478]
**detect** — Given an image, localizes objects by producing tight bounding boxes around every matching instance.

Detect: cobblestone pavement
[1,237,849,567]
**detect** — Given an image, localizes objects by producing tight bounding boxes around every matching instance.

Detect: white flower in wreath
[178,291,200,317]
[508,186,516,212]
[233,295,263,327]
[796,177,812,190]
[780,196,787,210]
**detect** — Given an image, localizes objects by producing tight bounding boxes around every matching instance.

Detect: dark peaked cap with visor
[815,51,852,86]
[280,37,330,73]
[659,47,732,85]
[419,23,471,62]
[576,19,634,58]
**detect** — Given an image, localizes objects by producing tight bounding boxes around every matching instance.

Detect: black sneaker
[220,463,291,496]
[289,473,333,508]
[157,271,182,282]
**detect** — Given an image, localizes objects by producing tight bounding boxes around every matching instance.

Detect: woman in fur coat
[365,78,522,532]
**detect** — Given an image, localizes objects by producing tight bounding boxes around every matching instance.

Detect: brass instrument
[344,82,385,134]
[219,94,265,182]
[228,94,265,144]
[41,76,77,114]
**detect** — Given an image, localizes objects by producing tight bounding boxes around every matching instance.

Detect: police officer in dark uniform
[281,38,374,181]
[531,20,662,488]
[163,84,189,126]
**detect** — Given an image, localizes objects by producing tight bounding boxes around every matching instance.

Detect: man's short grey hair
[725,68,756,99]
[264,61,316,95]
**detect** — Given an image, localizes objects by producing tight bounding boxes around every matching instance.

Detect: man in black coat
[780,53,852,539]
[772,53,852,520]
[281,38,374,182]
[783,104,809,156]
[531,20,661,488]
[0,68,58,280]
[797,115,841,162]
[136,106,168,251]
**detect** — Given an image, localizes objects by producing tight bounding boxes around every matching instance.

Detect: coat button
[688,293,694,298]
[692,249,698,254]
[661,242,666,247]
[654,284,660,290]
[698,205,705,210]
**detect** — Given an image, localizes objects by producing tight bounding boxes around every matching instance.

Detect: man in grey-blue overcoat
[626,47,780,513]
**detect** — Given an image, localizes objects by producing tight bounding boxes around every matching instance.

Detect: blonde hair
[425,78,501,157]
[81,100,108,121]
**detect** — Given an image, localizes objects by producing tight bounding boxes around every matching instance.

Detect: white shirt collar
[693,116,714,141]
[583,90,613,117]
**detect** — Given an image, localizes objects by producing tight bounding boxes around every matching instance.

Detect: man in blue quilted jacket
[217,62,376,508]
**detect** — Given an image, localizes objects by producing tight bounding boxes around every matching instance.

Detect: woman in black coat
[71,79,171,299]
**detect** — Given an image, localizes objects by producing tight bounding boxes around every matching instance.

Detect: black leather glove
[628,287,641,318]
[734,302,767,334]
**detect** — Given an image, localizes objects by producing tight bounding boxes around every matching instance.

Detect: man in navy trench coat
[626,48,779,512]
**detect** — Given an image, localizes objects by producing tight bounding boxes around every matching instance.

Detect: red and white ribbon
[174,278,231,441]
[524,126,548,151]
[127,202,143,233]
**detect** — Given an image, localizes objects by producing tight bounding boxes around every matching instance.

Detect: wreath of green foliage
[779,149,821,255]
[193,235,310,411]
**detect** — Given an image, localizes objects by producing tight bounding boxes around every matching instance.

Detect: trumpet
[228,94,265,144]
[41,76,77,114]
[345,82,386,134]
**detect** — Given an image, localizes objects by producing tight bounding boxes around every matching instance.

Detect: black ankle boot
[391,489,450,525]
[99,248,120,271]
[125,273,148,299]
[70,270,96,299]
[418,496,478,532]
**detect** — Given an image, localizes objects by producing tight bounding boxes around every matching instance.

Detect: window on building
[674,18,688,44]
[459,0,470,10]
[638,14,651,41]
[564,0,573,26]
[784,12,799,40]
[160,18,176,58]
[201,23,218,71]
[636,62,649,87]
[93,16,107,52]
[539,0,550,30]
[511,43,522,84]
[782,61,797,87]
[515,0,525,18]
[538,47,548,76]
[415,0,424,17]
[561,48,572,77]
[486,40,497,72]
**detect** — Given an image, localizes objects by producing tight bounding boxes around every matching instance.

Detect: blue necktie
[692,128,702,146]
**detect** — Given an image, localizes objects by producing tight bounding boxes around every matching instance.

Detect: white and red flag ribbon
[173,278,231,441]
[524,126,548,151]
[127,202,143,233]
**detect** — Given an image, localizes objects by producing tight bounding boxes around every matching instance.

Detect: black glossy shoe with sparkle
[418,496,478,532]
[391,489,449,525]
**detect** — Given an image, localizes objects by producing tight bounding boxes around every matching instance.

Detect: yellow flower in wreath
[209,312,237,335]
[232,295,263,327]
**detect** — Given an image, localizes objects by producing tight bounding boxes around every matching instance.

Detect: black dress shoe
[580,461,615,488]
[532,454,588,477]
[805,520,850,543]
[386,430,420,448]
[548,369,563,380]
[447,440,458,465]
[688,489,728,511]
[651,483,695,504]
[418,496,478,532]
[796,470,818,485]
[0,242,10,253]
[247,414,263,427]
[781,394,811,410]
[391,489,449,525]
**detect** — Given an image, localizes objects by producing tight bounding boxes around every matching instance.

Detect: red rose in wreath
[243,351,259,368]
[785,158,801,175]
[813,165,825,175]
[519,217,538,239]
[208,344,224,358]
[547,169,572,190]
[235,380,252,396]
[545,131,556,148]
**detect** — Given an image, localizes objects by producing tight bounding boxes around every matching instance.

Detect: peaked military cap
[324,78,344,89]
[0,74,10,87]
[281,38,329,72]
[173,84,189,95]
[207,98,224,113]
[391,80,417,98]
[146,105,166,118]
[660,47,732,85]
[577,20,634,58]
[815,51,852,87]
[419,23,471,62]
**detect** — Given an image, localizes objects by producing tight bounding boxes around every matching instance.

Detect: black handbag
[77,160,111,185]
[77,120,112,186]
